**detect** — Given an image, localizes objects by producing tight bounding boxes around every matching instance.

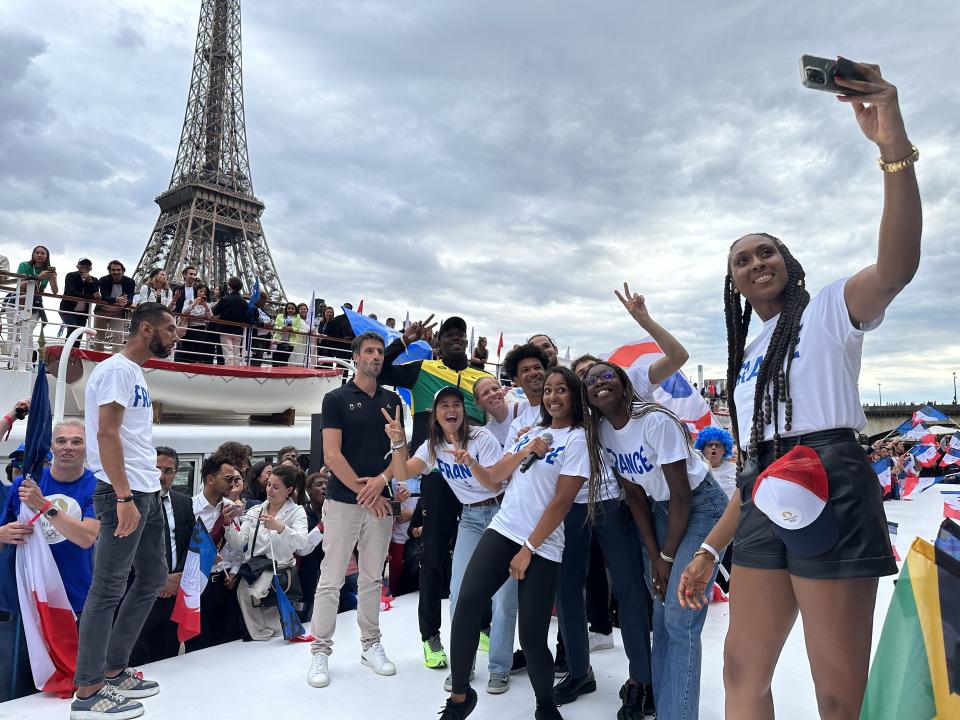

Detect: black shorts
[733,428,897,579]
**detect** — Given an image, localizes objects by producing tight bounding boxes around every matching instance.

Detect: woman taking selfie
[385,386,512,694]
[582,361,727,720]
[432,367,589,720]
[677,60,920,720]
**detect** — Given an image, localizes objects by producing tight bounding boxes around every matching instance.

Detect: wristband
[116,496,135,504]
[523,539,537,555]
[391,442,406,451]
[380,473,389,487]
[659,551,674,564]
[39,500,53,515]
[2,414,14,426]
[699,542,721,564]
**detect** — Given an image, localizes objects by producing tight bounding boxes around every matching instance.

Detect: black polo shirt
[322,380,403,504]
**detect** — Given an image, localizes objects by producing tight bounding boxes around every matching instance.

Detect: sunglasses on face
[584,369,617,388]
[159,467,178,475]
[220,474,243,484]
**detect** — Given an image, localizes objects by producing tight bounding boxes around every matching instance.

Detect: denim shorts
[734,429,897,579]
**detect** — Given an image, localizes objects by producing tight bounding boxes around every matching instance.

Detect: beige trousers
[92,313,127,353]
[309,499,393,655]
[237,569,282,641]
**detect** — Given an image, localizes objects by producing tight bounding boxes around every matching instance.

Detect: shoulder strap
[247,507,264,560]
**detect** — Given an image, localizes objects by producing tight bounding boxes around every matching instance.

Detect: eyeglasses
[223,474,243,484]
[584,369,616,388]
[159,467,178,475]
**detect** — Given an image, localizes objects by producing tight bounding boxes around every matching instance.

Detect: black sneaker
[553,668,597,705]
[616,680,646,720]
[535,702,564,720]
[510,649,527,675]
[438,686,478,720]
[642,682,656,717]
[553,644,567,678]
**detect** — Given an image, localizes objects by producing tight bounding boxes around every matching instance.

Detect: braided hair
[582,362,692,520]
[725,233,809,463]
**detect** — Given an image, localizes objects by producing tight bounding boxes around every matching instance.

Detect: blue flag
[246,278,261,322]
[272,575,308,641]
[23,363,52,482]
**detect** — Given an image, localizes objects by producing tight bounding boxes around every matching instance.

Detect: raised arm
[615,283,689,385]
[837,61,922,326]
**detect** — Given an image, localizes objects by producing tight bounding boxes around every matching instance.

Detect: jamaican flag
[861,520,960,718]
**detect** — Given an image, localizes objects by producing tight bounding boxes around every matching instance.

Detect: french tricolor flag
[872,457,893,494]
[911,405,949,425]
[940,448,960,468]
[170,519,217,643]
[14,505,78,698]
[902,423,936,444]
[909,443,941,468]
[606,338,715,438]
[943,491,960,520]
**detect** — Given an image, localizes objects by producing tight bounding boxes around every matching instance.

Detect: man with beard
[527,334,559,368]
[71,303,179,720]
[379,315,492,669]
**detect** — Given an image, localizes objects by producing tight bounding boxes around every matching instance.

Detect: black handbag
[236,512,272,585]
[238,508,303,606]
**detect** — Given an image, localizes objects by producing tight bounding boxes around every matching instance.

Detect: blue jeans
[645,475,727,720]
[449,502,517,675]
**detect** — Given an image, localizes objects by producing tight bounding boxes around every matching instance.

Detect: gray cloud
[2,0,958,403]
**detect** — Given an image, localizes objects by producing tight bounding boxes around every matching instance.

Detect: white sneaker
[588,631,614,651]
[361,642,397,676]
[307,652,330,688]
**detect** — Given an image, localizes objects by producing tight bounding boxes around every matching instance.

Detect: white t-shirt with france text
[413,427,504,505]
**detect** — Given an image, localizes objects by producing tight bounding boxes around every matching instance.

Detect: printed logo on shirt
[511,435,564,465]
[436,458,476,485]
[604,446,654,476]
[737,325,804,387]
[132,384,152,408]
[37,493,82,545]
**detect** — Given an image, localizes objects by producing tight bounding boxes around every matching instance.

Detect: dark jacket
[212,292,249,335]
[59,271,99,315]
[166,489,196,574]
[96,275,136,307]
[333,313,355,340]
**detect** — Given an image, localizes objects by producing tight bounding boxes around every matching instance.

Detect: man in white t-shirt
[72,302,179,720]
[503,343,550,446]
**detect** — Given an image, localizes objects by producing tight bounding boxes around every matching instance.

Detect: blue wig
[694,426,734,458]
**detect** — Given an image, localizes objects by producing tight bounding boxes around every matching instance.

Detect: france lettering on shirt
[604,446,654,476]
[132,384,151,408]
[736,325,803,387]
[437,457,474,482]
[511,435,565,465]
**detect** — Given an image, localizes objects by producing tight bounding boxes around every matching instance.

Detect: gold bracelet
[877,145,918,173]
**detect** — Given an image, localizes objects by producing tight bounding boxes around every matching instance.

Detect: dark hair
[129,302,174,337]
[148,268,164,280]
[270,464,305,505]
[108,260,126,272]
[155,445,179,468]
[503,343,549,380]
[352,331,385,355]
[194,283,209,297]
[277,445,298,460]
[425,391,474,465]
[227,276,242,292]
[30,245,51,271]
[183,265,197,274]
[527,333,557,351]
[297,303,308,312]
[244,459,272,502]
[725,233,810,461]
[582,361,692,516]
[214,441,252,472]
[284,302,297,315]
[201,453,233,483]
[538,366,584,429]
[570,353,602,377]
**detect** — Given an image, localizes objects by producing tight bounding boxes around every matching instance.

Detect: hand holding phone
[800,55,867,95]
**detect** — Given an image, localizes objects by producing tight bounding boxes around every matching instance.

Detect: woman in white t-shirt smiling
[582,361,728,720]
[385,386,514,693]
[677,61,921,720]
[431,367,590,720]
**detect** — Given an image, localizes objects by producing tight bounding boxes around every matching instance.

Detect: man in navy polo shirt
[1,418,100,615]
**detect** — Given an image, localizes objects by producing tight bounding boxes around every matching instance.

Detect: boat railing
[1,271,356,373]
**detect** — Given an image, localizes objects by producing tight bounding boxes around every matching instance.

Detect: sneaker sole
[307,674,330,688]
[590,641,615,652]
[555,680,598,705]
[70,705,144,720]
[486,683,509,695]
[424,659,448,669]
[361,657,397,676]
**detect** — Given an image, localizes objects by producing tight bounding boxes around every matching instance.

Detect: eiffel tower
[134,0,285,301]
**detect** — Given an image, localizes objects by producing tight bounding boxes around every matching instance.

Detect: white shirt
[85,353,160,493]
[413,427,504,504]
[626,363,656,402]
[599,409,708,502]
[506,399,542,446]
[391,495,419,544]
[487,425,590,563]
[192,492,241,572]
[734,277,879,447]
[226,499,308,567]
[710,461,738,499]
[484,398,517,448]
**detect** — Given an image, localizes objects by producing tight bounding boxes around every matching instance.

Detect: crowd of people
[0,61,927,720]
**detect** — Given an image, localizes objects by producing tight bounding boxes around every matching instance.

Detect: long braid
[724,272,752,469]
[727,233,809,461]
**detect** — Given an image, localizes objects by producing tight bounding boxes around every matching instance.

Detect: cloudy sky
[2,0,958,404]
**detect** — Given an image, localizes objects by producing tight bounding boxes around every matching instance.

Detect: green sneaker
[478,631,490,654]
[423,634,448,669]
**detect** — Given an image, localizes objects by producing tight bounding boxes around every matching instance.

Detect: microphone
[519,432,553,473]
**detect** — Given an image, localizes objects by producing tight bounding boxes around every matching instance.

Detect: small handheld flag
[171,520,218,643]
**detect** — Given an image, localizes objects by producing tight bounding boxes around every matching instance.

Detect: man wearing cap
[60,258,100,338]
[379,315,492,669]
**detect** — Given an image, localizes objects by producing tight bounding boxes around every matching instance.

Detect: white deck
[1,487,949,720]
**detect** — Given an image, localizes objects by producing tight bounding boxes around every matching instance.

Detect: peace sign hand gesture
[615,282,651,325]
[381,405,405,444]
[402,314,437,345]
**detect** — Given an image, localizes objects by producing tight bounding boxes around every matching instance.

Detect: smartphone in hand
[800,55,867,95]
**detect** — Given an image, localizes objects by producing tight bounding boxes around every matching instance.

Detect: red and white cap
[751,445,839,558]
